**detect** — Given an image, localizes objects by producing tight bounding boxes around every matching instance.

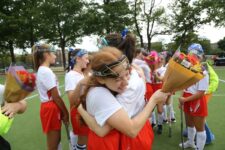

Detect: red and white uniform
[183,71,209,117]
[36,66,61,133]
[133,59,153,101]
[86,87,122,150]
[150,66,166,93]
[65,70,89,135]
[117,69,154,150]
[86,69,154,150]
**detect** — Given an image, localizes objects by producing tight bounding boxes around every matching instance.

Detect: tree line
[1,0,225,68]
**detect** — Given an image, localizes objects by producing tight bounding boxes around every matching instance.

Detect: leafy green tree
[199,0,225,26]
[39,0,84,69]
[131,0,170,51]
[169,0,210,49]
[217,37,225,52]
[0,0,23,63]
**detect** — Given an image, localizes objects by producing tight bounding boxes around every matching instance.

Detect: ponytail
[105,33,136,64]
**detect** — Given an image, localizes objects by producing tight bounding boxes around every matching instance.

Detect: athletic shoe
[163,119,168,124]
[171,118,176,123]
[151,123,156,128]
[179,141,196,149]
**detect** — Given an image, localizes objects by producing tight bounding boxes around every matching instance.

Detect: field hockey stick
[64,123,73,150]
[180,106,184,150]
[167,96,172,138]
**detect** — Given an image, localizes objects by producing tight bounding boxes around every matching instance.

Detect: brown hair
[78,47,122,110]
[32,44,52,71]
[105,33,136,64]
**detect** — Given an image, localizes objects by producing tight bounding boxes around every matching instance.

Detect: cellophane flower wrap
[161,50,204,93]
[3,66,36,103]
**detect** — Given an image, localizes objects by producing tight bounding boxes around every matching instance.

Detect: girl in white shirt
[179,43,209,150]
[65,48,89,150]
[33,44,69,150]
[75,46,169,150]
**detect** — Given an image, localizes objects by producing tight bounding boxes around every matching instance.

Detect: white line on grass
[219,79,225,83]
[25,85,65,100]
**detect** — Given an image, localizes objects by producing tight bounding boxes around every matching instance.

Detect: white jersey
[150,66,166,84]
[65,70,84,92]
[133,58,151,83]
[86,87,122,127]
[0,84,5,105]
[116,69,146,118]
[184,71,209,94]
[36,66,60,103]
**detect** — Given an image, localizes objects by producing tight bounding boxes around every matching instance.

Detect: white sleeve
[87,87,122,127]
[65,73,78,92]
[0,84,5,105]
[40,69,57,91]
[140,64,151,81]
[197,73,209,91]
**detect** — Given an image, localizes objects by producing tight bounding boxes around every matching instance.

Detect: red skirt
[71,107,89,135]
[120,121,154,150]
[145,83,153,101]
[40,101,61,133]
[183,92,208,117]
[150,83,162,93]
[88,129,120,150]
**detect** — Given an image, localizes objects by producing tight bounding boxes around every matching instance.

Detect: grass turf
[1,66,225,150]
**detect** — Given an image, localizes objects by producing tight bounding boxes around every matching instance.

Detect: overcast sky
[16,0,225,53]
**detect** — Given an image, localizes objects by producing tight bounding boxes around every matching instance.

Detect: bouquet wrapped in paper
[161,51,204,93]
[3,66,36,103]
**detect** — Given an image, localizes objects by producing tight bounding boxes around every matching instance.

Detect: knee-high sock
[162,105,167,120]
[158,113,164,125]
[58,142,62,150]
[187,127,196,144]
[70,131,78,149]
[151,111,156,124]
[168,105,175,119]
[196,131,206,150]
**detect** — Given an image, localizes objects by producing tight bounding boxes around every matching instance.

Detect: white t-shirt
[0,84,5,105]
[150,66,166,84]
[184,71,209,94]
[116,69,146,118]
[65,71,84,92]
[86,87,122,127]
[36,66,60,102]
[133,59,151,83]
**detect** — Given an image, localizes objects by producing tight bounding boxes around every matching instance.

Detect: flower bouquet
[3,66,36,103]
[161,51,204,93]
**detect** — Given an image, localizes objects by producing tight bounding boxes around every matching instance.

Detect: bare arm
[108,90,168,138]
[79,90,168,138]
[51,87,69,124]
[77,105,112,137]
[179,91,205,105]
[1,100,27,118]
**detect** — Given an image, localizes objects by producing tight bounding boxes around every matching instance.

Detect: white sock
[196,131,206,150]
[57,142,62,150]
[70,131,78,149]
[158,113,163,125]
[163,105,167,120]
[187,127,196,144]
[75,144,86,150]
[168,104,175,119]
[151,111,156,124]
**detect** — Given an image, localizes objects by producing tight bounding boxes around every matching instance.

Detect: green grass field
[1,66,225,150]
